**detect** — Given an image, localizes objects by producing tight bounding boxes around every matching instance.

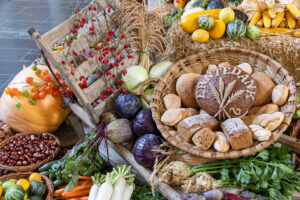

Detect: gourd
[271,11,285,28]
[249,11,261,25]
[227,19,246,41]
[5,185,25,200]
[262,11,271,28]
[208,19,226,39]
[205,0,224,10]
[29,181,46,196]
[191,29,209,43]
[0,65,70,133]
[246,25,260,40]
[286,11,296,29]
[174,0,187,8]
[198,14,214,30]
[180,9,221,33]
[286,3,300,20]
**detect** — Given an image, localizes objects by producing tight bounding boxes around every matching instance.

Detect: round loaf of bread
[195,67,257,120]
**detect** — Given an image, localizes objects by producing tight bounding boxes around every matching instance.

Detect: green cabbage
[149,61,173,79]
[140,88,155,109]
[122,66,149,94]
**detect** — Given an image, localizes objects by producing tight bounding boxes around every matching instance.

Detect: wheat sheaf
[212,78,245,120]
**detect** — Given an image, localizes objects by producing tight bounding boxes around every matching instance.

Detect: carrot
[61,189,90,199]
[55,188,65,197]
[66,184,93,192]
[78,176,92,181]
[64,196,89,200]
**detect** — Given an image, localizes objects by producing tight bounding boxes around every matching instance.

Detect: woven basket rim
[0,132,60,172]
[151,47,297,159]
[0,172,53,200]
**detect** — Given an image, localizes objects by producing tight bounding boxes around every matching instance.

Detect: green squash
[29,181,46,197]
[246,24,260,40]
[2,180,16,193]
[5,185,25,200]
[28,195,42,200]
[198,14,214,30]
[205,0,224,10]
[227,19,246,41]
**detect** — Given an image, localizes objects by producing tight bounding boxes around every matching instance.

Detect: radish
[88,184,99,200]
[96,182,113,200]
[123,184,134,200]
[111,177,127,200]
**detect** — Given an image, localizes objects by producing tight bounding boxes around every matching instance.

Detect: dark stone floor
[0,0,90,93]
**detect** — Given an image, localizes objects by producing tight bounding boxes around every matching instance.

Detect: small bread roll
[261,112,284,131]
[237,63,252,74]
[206,64,218,73]
[218,62,231,68]
[242,114,270,125]
[252,72,275,106]
[247,104,279,116]
[186,108,199,117]
[272,85,289,106]
[192,128,216,150]
[213,131,230,152]
[161,109,183,126]
[163,94,181,109]
[249,125,272,141]
[199,109,209,115]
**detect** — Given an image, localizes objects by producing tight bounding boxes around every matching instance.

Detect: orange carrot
[61,189,90,199]
[66,184,93,192]
[78,176,92,181]
[64,196,89,200]
[55,187,66,196]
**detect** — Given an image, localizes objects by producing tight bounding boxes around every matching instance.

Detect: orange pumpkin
[0,65,70,133]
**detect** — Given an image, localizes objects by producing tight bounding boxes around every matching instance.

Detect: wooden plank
[76,57,98,78]
[279,134,300,154]
[94,91,119,116]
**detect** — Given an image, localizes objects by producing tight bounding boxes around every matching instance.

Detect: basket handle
[140,78,159,104]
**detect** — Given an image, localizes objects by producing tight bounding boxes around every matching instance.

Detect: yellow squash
[209,19,226,39]
[286,11,296,29]
[263,11,271,28]
[250,11,262,25]
[181,9,221,34]
[286,3,300,20]
[191,29,209,43]
[271,11,285,28]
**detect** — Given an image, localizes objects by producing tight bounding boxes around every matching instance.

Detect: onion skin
[133,134,162,168]
[107,119,134,143]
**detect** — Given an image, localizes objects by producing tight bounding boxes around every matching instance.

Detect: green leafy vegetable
[192,144,300,200]
[131,184,166,200]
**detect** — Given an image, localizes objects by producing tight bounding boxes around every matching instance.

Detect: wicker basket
[0,172,53,200]
[291,119,300,165]
[0,133,60,172]
[149,47,297,159]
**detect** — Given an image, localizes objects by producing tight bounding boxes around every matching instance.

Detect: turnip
[88,184,99,200]
[96,173,114,200]
[111,177,127,200]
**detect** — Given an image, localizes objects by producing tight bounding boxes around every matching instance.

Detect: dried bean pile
[0,133,58,167]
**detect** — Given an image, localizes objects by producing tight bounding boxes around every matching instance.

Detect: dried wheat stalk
[115,0,167,72]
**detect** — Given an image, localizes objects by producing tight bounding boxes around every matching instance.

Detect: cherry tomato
[55,72,60,78]
[58,87,64,94]
[39,85,47,92]
[39,91,46,99]
[26,77,34,84]
[10,88,19,96]
[53,85,59,92]
[45,86,53,94]
[47,82,54,88]
[52,90,59,96]
[31,92,39,99]
[44,69,49,75]
[43,75,52,82]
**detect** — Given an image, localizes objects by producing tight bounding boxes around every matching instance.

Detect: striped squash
[227,19,246,41]
[5,185,25,200]
[198,14,214,30]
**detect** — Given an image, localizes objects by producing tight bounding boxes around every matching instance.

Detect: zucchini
[53,180,64,188]
[38,160,58,172]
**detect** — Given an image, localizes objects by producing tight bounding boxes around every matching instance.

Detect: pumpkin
[208,19,226,39]
[198,14,214,30]
[5,185,25,200]
[29,181,46,196]
[180,9,221,33]
[227,19,246,41]
[0,65,70,133]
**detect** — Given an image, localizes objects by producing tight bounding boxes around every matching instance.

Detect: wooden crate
[28,0,138,125]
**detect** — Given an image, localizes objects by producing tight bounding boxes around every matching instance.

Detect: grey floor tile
[0,49,30,61]
[0,38,37,49]
[20,52,40,62]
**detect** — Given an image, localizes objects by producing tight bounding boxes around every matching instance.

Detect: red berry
[109,63,114,68]
[112,74,115,78]
[71,71,75,75]
[116,63,119,67]
[89,25,95,31]
[43,75,52,82]
[26,77,34,84]
[75,23,79,28]
[117,86,121,89]
[106,88,111,93]
[122,70,127,75]
[98,74,102,78]
[116,25,119,28]
[72,29,77,34]
[55,72,60,77]
[83,56,88,61]
[120,55,124,59]
[117,50,121,55]
[66,87,73,93]
[121,80,125,84]
[80,23,84,28]
[124,44,129,49]
[91,31,95,35]
[59,79,66,86]
[107,6,111,13]
[134,93,138,96]
[94,45,99,50]
[121,34,125,39]
[92,19,96,22]
[118,80,121,83]
[79,76,84,81]
[100,113,103,117]
[61,60,65,64]
[88,6,92,10]
[122,89,127,93]
[82,79,87,87]
[93,6,96,10]
[82,48,86,52]
[98,56,103,61]
[111,90,115,93]
[72,50,78,56]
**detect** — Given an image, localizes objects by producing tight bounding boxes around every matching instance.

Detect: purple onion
[133,134,162,168]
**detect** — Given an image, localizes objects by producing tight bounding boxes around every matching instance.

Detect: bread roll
[163,94,181,109]
[192,128,216,150]
[221,118,253,150]
[161,108,185,126]
[237,63,252,74]
[213,131,230,152]
[261,112,284,131]
[247,104,279,115]
[176,73,201,108]
[272,85,289,106]
[249,125,272,141]
[252,72,275,106]
[177,114,219,142]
